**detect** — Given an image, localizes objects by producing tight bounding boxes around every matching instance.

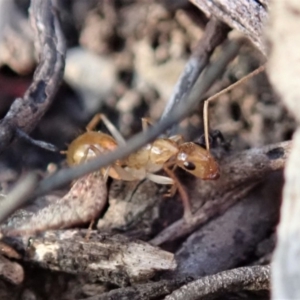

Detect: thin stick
[83,279,188,300]
[203,65,266,151]
[166,265,270,300]
[0,174,37,225]
[16,128,58,152]
[160,19,230,135]
[189,0,268,55]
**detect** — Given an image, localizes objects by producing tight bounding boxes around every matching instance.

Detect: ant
[66,114,220,219]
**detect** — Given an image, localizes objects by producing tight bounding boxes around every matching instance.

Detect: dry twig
[0,174,37,225]
[1,172,107,236]
[82,279,189,300]
[0,0,66,152]
[190,0,268,54]
[166,265,270,300]
[5,230,176,287]
[160,18,230,130]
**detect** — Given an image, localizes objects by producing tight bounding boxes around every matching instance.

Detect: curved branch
[190,0,268,54]
[160,18,230,131]
[0,0,66,152]
[166,265,270,300]
[84,279,189,300]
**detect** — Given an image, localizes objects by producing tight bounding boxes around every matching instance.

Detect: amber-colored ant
[67,64,263,219]
[65,113,220,219]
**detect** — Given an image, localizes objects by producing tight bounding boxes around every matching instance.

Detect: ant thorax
[124,138,178,173]
[149,139,179,165]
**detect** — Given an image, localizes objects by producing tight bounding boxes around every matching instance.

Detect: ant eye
[183,161,196,171]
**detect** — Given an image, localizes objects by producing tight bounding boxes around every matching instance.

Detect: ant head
[176,142,220,180]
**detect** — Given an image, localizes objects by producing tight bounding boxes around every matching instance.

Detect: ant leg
[141,118,154,132]
[146,172,178,197]
[88,144,120,182]
[79,148,90,164]
[195,131,216,149]
[86,114,103,131]
[211,130,230,150]
[97,114,126,146]
[169,134,184,144]
[85,220,95,241]
[212,130,224,140]
[84,145,123,182]
[146,173,174,185]
[196,130,230,150]
[166,183,178,198]
[102,166,111,182]
[86,113,126,146]
[194,134,208,149]
[163,165,192,220]
[111,166,138,181]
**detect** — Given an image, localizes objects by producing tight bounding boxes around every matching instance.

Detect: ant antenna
[203,65,266,151]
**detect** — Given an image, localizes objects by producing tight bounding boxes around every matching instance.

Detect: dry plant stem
[35,40,242,197]
[15,128,58,152]
[0,0,66,152]
[267,0,300,298]
[190,0,268,54]
[150,140,291,245]
[1,172,107,236]
[160,18,230,127]
[0,174,37,225]
[165,265,270,300]
[83,279,188,300]
[204,65,266,151]
[10,230,176,287]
